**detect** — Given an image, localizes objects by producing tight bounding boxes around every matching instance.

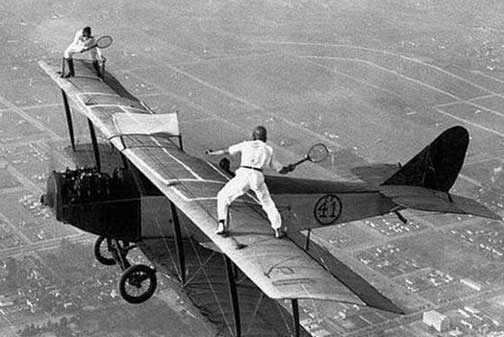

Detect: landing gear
[119,264,157,304]
[93,236,157,304]
[93,236,115,266]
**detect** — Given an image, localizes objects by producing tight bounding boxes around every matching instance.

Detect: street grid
[0,0,504,336]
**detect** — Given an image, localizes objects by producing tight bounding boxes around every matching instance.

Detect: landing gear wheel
[94,236,116,266]
[119,264,157,304]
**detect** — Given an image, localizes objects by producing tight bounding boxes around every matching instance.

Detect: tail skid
[380,126,501,220]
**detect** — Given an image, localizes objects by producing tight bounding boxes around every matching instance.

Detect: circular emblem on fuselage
[313,194,342,226]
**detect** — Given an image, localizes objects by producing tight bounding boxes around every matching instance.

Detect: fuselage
[266,176,398,232]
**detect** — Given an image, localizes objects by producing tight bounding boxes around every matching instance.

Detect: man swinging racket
[206,126,295,239]
[62,26,112,78]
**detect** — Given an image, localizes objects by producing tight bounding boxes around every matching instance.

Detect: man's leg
[67,58,75,77]
[62,49,76,78]
[61,58,75,78]
[90,49,102,77]
[61,57,65,77]
[92,60,101,77]
[254,182,284,238]
[216,174,248,235]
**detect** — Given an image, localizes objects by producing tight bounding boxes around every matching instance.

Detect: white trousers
[64,45,99,60]
[217,168,281,230]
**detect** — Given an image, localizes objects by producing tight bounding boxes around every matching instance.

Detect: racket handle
[82,44,98,52]
[291,156,309,168]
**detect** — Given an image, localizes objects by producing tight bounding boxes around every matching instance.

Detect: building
[423,310,450,332]
[460,278,482,291]
[487,332,504,337]
[463,306,480,315]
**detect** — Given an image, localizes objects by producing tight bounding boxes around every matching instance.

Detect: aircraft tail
[380,126,502,220]
[382,126,468,191]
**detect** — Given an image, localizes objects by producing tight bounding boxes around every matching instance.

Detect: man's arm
[72,30,82,45]
[271,154,295,175]
[206,142,242,156]
[205,148,229,156]
[81,37,96,53]
[278,164,295,174]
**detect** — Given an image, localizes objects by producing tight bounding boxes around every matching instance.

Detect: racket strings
[96,35,113,48]
[308,143,329,163]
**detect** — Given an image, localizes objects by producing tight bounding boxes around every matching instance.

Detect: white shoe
[274,229,285,239]
[216,221,230,236]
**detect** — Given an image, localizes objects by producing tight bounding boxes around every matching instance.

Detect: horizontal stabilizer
[381,185,502,220]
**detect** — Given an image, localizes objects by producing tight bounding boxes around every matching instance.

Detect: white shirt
[76,30,98,48]
[66,29,102,60]
[228,140,283,172]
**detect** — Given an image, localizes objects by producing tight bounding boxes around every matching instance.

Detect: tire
[119,264,157,304]
[93,236,116,266]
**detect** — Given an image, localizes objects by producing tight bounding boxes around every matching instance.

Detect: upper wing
[39,59,365,304]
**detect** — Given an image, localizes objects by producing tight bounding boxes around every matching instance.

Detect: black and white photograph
[0,0,503,336]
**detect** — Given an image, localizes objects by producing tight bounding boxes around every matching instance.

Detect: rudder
[382,126,469,192]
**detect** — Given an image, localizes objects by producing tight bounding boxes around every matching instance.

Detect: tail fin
[382,126,469,191]
[380,126,502,220]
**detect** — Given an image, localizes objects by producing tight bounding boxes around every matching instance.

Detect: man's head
[252,126,267,142]
[82,26,92,38]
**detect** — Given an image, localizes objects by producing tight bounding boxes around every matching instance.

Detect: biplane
[39,58,501,336]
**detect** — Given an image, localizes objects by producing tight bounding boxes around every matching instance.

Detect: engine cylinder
[41,167,141,242]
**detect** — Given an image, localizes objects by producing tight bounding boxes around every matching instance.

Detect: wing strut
[87,119,101,171]
[224,255,241,337]
[170,202,186,284]
[304,229,312,250]
[224,257,299,337]
[61,90,76,151]
[291,299,301,337]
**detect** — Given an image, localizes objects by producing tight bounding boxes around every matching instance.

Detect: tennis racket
[290,143,329,168]
[83,35,113,51]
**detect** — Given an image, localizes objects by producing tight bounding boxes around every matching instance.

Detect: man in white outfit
[62,26,103,78]
[206,126,295,238]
